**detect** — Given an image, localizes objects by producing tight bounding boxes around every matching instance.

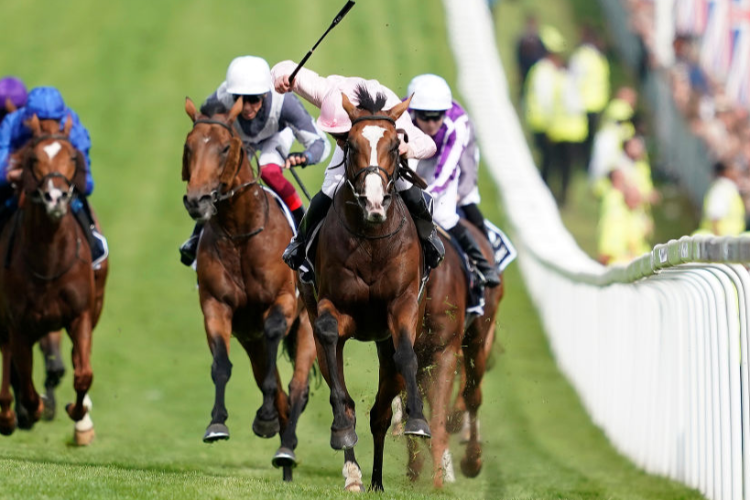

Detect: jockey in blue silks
[0,86,107,267]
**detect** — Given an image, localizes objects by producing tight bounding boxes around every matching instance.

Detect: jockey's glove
[286,152,310,168]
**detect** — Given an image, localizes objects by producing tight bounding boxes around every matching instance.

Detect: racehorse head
[341,85,412,224]
[20,114,86,221]
[182,96,246,222]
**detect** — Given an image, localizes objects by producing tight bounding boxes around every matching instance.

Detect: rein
[23,133,81,202]
[190,118,268,241]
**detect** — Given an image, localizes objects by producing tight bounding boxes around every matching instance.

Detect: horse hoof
[41,395,56,421]
[203,423,230,443]
[74,427,95,446]
[404,418,431,438]
[252,415,280,439]
[331,426,358,450]
[16,406,35,431]
[272,447,297,469]
[345,482,365,493]
[0,413,16,436]
[460,456,482,478]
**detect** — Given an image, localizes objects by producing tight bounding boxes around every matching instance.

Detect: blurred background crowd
[514,0,750,266]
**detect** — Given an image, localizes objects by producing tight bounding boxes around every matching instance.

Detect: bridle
[23,133,81,203]
[190,119,259,204]
[344,115,400,203]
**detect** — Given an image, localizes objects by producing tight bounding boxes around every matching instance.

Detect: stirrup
[179,235,199,267]
[91,231,109,270]
[282,239,306,270]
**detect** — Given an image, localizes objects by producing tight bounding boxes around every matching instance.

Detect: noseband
[345,115,400,200]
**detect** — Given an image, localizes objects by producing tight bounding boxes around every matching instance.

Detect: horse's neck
[20,205,79,270]
[214,161,264,236]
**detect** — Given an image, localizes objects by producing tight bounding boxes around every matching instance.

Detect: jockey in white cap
[272,61,444,272]
[406,74,499,288]
[178,56,330,266]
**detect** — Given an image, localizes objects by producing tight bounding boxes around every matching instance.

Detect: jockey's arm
[426,125,464,197]
[68,116,94,195]
[271,61,335,108]
[0,111,21,185]
[279,94,328,166]
[384,89,436,160]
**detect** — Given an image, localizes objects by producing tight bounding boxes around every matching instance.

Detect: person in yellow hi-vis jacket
[545,58,588,206]
[589,94,637,197]
[598,168,649,265]
[570,24,610,168]
[696,161,746,236]
[524,26,566,193]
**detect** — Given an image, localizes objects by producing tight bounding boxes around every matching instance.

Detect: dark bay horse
[403,221,504,487]
[182,96,316,482]
[0,115,108,445]
[298,88,429,492]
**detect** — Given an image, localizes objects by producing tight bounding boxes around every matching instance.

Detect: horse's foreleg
[12,334,42,430]
[273,311,316,476]
[370,339,404,492]
[314,301,356,450]
[342,448,364,492]
[429,345,460,488]
[0,341,16,435]
[460,336,488,478]
[65,313,94,445]
[388,299,430,439]
[40,330,65,421]
[202,300,233,443]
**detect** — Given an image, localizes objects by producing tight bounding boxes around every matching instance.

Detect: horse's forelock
[354,84,387,114]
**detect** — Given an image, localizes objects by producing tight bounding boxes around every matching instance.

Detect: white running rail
[441,0,750,499]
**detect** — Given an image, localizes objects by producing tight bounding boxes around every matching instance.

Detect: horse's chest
[13,283,88,332]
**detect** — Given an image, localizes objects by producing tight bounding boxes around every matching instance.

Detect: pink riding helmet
[317,89,352,134]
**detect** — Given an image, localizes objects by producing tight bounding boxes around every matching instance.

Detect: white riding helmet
[225,56,273,95]
[407,74,452,111]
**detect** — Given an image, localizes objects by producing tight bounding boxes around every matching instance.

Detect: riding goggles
[232,94,264,104]
[415,110,445,122]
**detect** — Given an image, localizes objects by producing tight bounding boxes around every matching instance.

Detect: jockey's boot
[461,203,489,239]
[72,196,108,269]
[291,206,305,228]
[400,185,445,270]
[282,191,331,270]
[448,223,501,288]
[179,222,204,267]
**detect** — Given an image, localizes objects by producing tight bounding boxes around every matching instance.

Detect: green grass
[0,0,703,498]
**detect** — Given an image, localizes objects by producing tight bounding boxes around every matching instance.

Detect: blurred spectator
[0,77,27,124]
[515,14,547,91]
[524,26,565,195]
[570,24,610,168]
[696,161,745,236]
[597,167,649,265]
[589,89,637,195]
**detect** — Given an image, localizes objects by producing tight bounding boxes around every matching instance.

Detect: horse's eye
[221,144,230,155]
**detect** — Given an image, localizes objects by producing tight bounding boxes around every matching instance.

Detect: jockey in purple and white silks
[407,74,500,288]
[0,76,27,123]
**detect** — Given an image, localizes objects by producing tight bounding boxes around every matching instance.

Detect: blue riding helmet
[24,86,67,120]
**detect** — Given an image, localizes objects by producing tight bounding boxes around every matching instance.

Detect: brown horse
[182,96,316,482]
[402,221,504,487]
[0,115,108,445]
[298,87,429,492]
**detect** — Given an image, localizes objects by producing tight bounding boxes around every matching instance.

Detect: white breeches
[430,177,460,230]
[257,128,295,166]
[459,186,481,206]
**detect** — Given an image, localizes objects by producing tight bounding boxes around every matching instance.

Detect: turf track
[0,1,703,498]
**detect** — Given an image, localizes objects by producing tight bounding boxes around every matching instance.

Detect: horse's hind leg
[65,313,95,445]
[273,311,316,480]
[370,339,405,492]
[201,300,233,443]
[40,331,65,421]
[0,341,16,435]
[428,345,460,488]
[253,300,295,440]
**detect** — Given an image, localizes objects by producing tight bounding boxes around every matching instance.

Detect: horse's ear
[220,137,243,185]
[341,93,359,120]
[26,114,42,137]
[226,95,243,124]
[386,94,412,122]
[185,97,198,122]
[62,113,74,137]
[4,98,16,114]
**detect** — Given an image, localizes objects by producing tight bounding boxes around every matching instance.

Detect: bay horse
[403,221,504,487]
[0,114,108,445]
[298,87,430,492]
[182,96,316,482]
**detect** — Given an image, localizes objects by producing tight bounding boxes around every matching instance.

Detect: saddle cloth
[262,186,297,236]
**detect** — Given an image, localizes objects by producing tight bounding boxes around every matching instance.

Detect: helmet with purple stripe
[0,76,28,111]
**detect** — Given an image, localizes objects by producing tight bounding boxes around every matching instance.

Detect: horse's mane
[354,84,387,114]
[199,100,228,118]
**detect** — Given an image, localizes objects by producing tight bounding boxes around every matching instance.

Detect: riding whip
[289,0,356,83]
[290,166,312,201]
